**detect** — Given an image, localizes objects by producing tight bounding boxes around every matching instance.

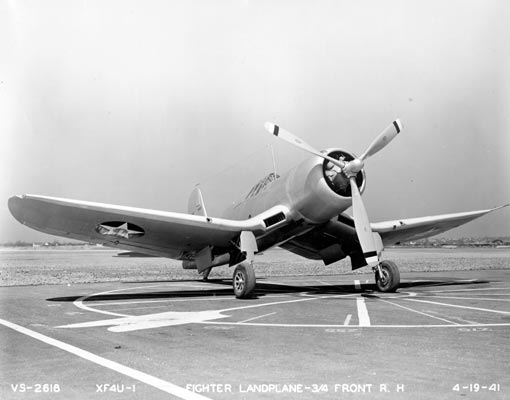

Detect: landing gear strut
[233,262,256,299]
[202,267,212,281]
[374,260,400,292]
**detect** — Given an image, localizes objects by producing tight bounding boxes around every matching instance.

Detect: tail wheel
[233,262,256,299]
[375,260,400,292]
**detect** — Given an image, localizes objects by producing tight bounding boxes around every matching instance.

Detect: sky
[1,0,509,242]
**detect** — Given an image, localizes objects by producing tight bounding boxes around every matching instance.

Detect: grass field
[1,247,509,286]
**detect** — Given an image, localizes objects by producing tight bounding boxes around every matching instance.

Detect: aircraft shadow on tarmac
[45,277,490,303]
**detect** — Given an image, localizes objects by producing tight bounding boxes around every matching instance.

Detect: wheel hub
[234,272,245,292]
[379,269,389,286]
[372,260,400,293]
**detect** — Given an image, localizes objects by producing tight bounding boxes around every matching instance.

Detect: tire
[375,260,400,292]
[233,262,256,299]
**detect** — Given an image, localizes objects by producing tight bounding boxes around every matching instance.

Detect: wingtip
[482,203,510,215]
[264,122,279,136]
[7,194,25,207]
[7,195,25,222]
[393,119,403,133]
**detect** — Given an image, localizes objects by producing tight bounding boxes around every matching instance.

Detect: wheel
[375,260,400,292]
[233,262,256,299]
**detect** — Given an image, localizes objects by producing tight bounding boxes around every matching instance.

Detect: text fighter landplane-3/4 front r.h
[8,120,508,298]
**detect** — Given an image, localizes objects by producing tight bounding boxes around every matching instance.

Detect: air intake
[263,212,286,228]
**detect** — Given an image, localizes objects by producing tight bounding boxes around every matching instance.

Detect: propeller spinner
[265,119,403,268]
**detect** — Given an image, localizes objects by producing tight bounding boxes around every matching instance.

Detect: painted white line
[449,294,510,296]
[262,278,355,284]
[403,298,510,315]
[0,318,211,400]
[431,296,510,302]
[220,293,358,313]
[379,299,459,325]
[425,287,510,293]
[170,283,221,289]
[256,279,296,286]
[88,295,287,308]
[318,281,337,286]
[354,280,361,290]
[238,312,276,324]
[201,321,510,329]
[261,279,353,289]
[356,298,371,326]
[72,284,180,318]
[58,310,229,331]
[257,289,294,293]
[75,295,129,317]
[73,283,204,317]
[109,305,172,312]
[447,316,480,325]
[89,299,217,307]
[343,314,352,326]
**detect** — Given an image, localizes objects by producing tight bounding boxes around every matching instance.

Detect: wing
[8,195,288,259]
[278,205,508,270]
[371,205,509,246]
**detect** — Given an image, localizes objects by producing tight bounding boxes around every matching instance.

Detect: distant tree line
[397,236,510,248]
[0,240,88,247]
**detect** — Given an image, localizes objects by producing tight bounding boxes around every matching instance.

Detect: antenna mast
[270,144,277,178]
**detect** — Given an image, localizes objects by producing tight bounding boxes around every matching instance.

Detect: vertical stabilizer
[188,186,208,217]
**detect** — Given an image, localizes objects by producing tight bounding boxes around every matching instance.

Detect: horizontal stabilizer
[115,252,158,258]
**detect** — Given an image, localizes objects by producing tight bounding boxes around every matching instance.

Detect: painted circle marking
[71,280,510,330]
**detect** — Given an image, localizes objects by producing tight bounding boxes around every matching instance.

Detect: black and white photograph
[1,1,509,399]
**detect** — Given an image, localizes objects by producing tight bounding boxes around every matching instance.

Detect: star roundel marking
[95,221,145,239]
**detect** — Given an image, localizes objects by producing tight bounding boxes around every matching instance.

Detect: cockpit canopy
[245,172,280,200]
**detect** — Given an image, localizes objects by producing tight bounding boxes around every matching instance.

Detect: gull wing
[8,195,283,259]
[371,205,508,246]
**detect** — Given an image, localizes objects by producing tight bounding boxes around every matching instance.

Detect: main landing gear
[232,261,256,299]
[374,260,400,292]
[202,267,212,281]
[230,259,399,298]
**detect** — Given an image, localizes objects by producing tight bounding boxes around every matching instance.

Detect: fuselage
[222,149,365,245]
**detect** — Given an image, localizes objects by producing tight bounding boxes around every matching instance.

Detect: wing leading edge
[8,195,507,262]
[8,195,288,259]
[277,205,508,270]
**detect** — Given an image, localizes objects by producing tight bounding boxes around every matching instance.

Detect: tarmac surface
[1,270,509,399]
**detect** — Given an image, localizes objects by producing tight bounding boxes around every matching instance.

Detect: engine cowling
[285,149,366,224]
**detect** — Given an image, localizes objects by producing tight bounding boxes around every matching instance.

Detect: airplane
[8,119,508,299]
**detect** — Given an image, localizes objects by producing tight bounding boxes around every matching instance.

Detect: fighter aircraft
[8,120,507,298]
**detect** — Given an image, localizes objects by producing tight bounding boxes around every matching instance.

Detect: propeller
[265,119,403,267]
[359,119,402,161]
[264,122,346,170]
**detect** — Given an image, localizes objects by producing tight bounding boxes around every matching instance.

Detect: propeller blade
[349,177,379,267]
[359,119,402,161]
[265,122,345,169]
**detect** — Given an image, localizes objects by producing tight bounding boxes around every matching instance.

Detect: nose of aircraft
[266,119,403,270]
